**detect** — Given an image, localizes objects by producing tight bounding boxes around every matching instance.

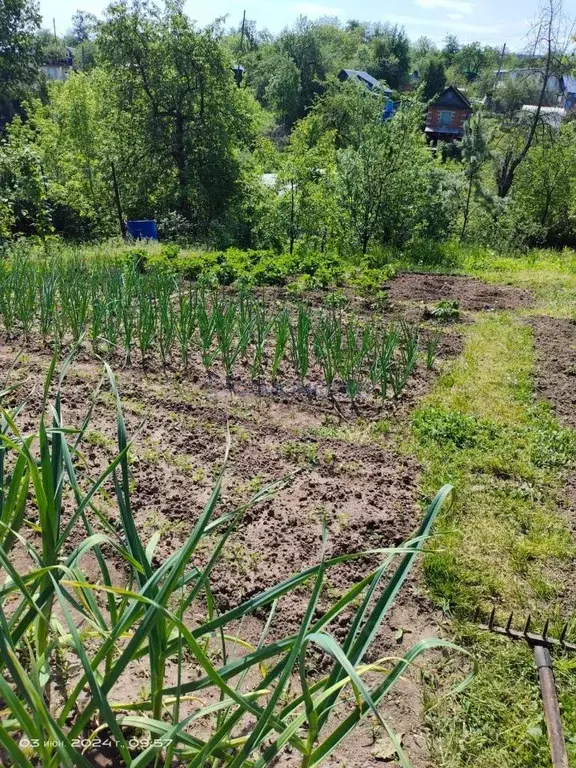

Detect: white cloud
[415,0,473,15]
[293,2,343,16]
[388,13,500,36]
[447,12,465,20]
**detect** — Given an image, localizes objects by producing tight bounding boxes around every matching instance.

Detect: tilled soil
[387,272,534,311]
[0,272,539,766]
[0,334,459,768]
[529,316,576,429]
[527,315,576,613]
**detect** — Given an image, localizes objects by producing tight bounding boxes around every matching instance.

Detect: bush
[156,210,195,244]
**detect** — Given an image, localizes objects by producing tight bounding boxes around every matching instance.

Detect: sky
[39,0,576,50]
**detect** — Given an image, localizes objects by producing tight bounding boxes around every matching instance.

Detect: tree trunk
[173,112,190,215]
[460,176,474,241]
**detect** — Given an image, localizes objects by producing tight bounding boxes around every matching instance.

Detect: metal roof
[338,69,393,95]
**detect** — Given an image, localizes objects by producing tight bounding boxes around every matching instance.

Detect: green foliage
[431,299,461,321]
[420,54,446,100]
[413,406,499,449]
[0,0,41,99]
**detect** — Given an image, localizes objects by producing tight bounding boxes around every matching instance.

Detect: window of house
[439,110,454,125]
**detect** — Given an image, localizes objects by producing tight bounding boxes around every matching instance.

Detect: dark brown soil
[0,334,456,768]
[527,315,576,614]
[387,273,534,312]
[529,316,576,429]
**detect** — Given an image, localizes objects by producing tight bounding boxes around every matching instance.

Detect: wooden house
[425,86,472,142]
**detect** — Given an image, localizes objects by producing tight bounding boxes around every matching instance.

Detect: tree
[412,36,437,63]
[262,50,301,127]
[0,117,53,240]
[454,42,489,82]
[67,11,98,43]
[336,94,428,253]
[442,34,460,66]
[494,0,572,198]
[97,0,260,232]
[0,0,41,100]
[511,123,576,244]
[274,118,337,253]
[365,23,410,89]
[421,55,446,101]
[460,111,492,240]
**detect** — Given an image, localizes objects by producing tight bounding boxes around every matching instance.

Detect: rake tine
[506,612,514,634]
[542,619,550,641]
[488,605,496,629]
[560,623,568,646]
[524,614,532,637]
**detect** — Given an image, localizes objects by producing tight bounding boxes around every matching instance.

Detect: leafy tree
[336,94,428,253]
[511,123,576,244]
[28,70,114,237]
[494,0,569,198]
[262,50,301,127]
[361,23,410,89]
[460,111,492,240]
[412,36,437,64]
[454,42,491,82]
[66,11,98,43]
[312,78,388,148]
[0,117,52,239]
[421,55,446,100]
[274,118,337,253]
[278,17,327,125]
[442,34,460,67]
[0,0,41,100]
[98,0,261,233]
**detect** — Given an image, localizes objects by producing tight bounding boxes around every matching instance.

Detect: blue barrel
[126,220,159,240]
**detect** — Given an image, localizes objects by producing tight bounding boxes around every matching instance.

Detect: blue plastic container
[126,220,159,240]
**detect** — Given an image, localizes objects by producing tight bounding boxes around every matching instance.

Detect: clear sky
[39,0,576,50]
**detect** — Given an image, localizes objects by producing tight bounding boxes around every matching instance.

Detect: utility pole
[53,18,57,42]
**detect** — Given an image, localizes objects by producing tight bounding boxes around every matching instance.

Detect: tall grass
[0,353,471,767]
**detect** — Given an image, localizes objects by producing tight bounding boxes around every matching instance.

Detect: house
[425,86,472,142]
[495,68,562,93]
[496,68,576,110]
[41,48,74,81]
[337,69,393,96]
[521,105,566,129]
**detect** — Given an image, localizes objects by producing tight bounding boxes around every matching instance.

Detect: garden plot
[387,272,534,311]
[0,341,448,767]
[0,265,552,768]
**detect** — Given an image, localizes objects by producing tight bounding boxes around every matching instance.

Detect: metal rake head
[474,606,576,653]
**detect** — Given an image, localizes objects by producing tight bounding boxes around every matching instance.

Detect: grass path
[464,250,576,319]
[411,312,576,767]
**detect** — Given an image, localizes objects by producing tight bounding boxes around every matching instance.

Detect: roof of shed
[430,85,472,109]
[338,69,393,95]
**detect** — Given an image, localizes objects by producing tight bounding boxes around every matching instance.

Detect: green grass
[462,248,576,318]
[411,312,576,767]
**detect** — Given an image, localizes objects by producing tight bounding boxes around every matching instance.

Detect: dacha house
[425,86,472,143]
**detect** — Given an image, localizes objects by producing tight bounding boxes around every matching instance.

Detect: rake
[476,606,575,768]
